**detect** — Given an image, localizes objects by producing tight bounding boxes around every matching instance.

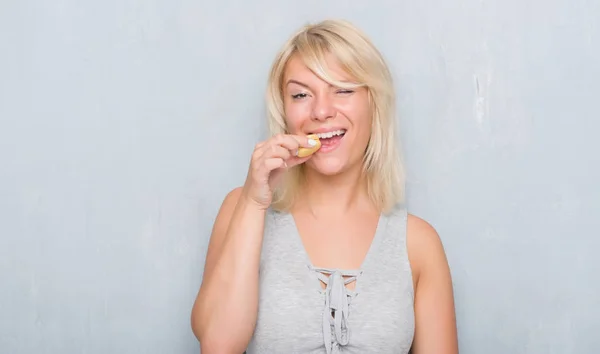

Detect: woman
[191,19,458,354]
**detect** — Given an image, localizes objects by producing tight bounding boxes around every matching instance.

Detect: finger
[258,145,312,171]
[262,157,286,172]
[269,134,319,152]
[289,134,320,148]
[260,144,292,162]
[284,154,312,168]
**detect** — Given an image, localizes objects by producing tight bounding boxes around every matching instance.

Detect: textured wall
[1,0,599,353]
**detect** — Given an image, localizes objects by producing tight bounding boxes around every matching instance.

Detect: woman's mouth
[311,129,346,153]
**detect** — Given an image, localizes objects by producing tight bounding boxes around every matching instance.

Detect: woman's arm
[191,187,265,354]
[191,134,315,353]
[408,215,459,354]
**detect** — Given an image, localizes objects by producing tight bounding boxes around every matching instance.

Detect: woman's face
[282,54,372,176]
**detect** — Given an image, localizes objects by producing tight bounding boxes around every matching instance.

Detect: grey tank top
[246,204,415,354]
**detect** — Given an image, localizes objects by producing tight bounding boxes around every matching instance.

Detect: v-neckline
[284,211,387,293]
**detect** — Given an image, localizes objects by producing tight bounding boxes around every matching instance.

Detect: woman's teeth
[315,129,346,139]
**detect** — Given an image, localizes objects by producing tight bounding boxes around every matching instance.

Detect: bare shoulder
[405,213,458,353]
[220,186,244,212]
[210,186,244,237]
[203,187,244,273]
[406,213,450,285]
[406,213,445,256]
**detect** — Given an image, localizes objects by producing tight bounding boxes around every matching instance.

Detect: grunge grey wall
[1,0,598,353]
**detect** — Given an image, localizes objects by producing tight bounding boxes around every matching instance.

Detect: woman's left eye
[337,89,354,95]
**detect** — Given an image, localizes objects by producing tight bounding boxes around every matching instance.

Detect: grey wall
[1,0,598,353]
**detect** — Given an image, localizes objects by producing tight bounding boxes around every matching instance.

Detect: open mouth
[310,129,346,153]
[313,129,346,140]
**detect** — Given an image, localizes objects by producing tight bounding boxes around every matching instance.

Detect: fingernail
[308,139,317,146]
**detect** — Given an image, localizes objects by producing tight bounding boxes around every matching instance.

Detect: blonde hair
[265,19,405,213]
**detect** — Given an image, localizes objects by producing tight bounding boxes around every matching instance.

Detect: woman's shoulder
[211,187,246,228]
[215,187,244,215]
[223,186,244,204]
[406,213,439,243]
[405,213,450,285]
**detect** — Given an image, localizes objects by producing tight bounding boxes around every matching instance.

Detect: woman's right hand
[241,133,319,209]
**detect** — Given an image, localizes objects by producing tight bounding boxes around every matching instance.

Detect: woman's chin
[305,157,347,176]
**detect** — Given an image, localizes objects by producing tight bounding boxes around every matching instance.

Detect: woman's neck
[296,164,373,217]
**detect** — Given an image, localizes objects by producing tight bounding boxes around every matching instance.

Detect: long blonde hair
[265,19,405,213]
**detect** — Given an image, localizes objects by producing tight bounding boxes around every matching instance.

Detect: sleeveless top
[246,204,415,354]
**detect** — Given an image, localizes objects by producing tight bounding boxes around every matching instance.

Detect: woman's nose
[310,93,336,121]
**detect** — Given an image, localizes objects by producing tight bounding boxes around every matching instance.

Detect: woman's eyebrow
[285,79,310,88]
